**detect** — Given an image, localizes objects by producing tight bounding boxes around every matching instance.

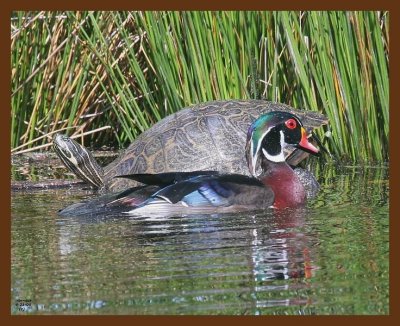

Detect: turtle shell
[103,100,328,191]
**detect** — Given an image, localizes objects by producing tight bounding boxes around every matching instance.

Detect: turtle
[53,100,328,193]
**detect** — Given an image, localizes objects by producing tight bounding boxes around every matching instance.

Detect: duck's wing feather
[150,174,273,207]
[59,173,275,217]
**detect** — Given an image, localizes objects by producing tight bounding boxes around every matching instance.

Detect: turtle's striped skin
[53,100,328,192]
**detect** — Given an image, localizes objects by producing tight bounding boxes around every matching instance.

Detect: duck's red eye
[285,119,297,129]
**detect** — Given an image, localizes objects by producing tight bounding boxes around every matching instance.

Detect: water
[11,164,389,315]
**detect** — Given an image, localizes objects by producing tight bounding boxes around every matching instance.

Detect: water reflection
[53,205,319,312]
[250,209,314,282]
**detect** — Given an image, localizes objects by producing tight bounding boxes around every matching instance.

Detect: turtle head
[52,133,104,189]
[245,111,319,176]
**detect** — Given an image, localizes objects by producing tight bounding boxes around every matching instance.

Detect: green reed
[11,11,389,162]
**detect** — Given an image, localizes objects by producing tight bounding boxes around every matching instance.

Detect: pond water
[11,163,389,315]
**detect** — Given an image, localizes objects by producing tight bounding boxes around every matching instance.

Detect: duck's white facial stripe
[250,126,273,176]
[261,130,286,163]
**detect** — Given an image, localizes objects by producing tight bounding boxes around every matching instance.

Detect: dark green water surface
[11,165,389,315]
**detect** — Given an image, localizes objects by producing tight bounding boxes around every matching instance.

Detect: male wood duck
[58,111,319,217]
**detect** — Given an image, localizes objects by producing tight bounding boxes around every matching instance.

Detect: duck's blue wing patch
[181,182,233,207]
[181,190,219,206]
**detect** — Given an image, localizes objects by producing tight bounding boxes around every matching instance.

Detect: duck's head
[245,111,319,176]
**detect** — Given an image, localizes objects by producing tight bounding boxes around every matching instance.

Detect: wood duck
[58,111,320,217]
